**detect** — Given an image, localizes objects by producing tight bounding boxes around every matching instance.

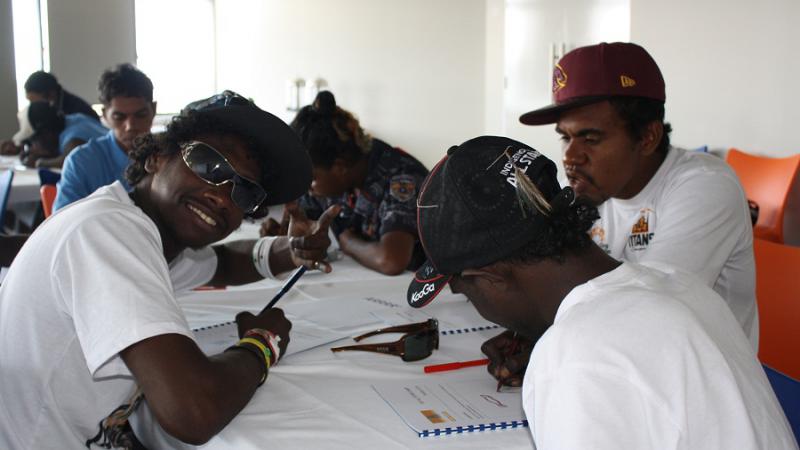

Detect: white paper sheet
[372,377,526,437]
[193,316,350,358]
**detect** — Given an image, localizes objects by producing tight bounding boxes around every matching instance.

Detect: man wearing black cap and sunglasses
[483,42,757,387]
[0,91,339,448]
[407,135,796,449]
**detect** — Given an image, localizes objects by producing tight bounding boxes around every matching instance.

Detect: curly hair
[608,97,673,154]
[505,196,600,264]
[125,111,265,188]
[290,91,371,168]
[98,64,154,105]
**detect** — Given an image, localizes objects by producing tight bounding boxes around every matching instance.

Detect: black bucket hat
[182,91,312,212]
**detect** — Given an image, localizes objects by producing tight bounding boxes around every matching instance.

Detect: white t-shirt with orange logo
[590,147,758,348]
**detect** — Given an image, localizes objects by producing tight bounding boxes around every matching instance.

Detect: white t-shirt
[523,262,797,450]
[590,147,758,348]
[0,183,213,449]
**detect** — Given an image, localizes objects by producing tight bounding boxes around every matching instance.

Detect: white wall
[214,0,488,169]
[6,0,800,163]
[47,0,136,104]
[631,0,800,157]
[501,0,630,166]
[0,0,17,139]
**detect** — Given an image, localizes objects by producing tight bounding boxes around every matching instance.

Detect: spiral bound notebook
[372,377,527,438]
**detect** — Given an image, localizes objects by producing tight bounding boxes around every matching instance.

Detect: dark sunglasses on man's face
[330,319,439,362]
[181,141,267,215]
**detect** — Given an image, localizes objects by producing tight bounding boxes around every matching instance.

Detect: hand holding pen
[480,330,534,391]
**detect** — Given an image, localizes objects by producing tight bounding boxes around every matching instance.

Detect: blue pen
[260,266,307,314]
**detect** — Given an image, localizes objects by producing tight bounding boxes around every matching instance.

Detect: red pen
[423,358,490,374]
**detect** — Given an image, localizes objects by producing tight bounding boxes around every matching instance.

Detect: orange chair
[754,238,800,380]
[40,184,57,218]
[726,148,800,243]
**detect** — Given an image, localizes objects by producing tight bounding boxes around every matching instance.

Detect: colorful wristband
[239,337,273,370]
[245,328,281,365]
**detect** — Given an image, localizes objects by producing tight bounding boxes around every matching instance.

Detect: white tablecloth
[0,156,45,205]
[133,227,534,449]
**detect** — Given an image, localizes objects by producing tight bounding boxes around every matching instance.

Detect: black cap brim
[201,106,312,213]
[519,96,610,125]
[407,260,452,308]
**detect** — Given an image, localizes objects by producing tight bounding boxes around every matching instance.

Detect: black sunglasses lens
[185,144,235,183]
[185,143,267,214]
[402,330,435,362]
[231,178,267,214]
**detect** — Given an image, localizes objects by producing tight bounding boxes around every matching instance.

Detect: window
[12,0,49,110]
[134,0,216,114]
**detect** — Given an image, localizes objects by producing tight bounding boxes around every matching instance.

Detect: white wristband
[265,329,282,363]
[251,236,279,279]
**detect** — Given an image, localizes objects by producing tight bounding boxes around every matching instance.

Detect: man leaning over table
[0,91,340,449]
[54,64,156,212]
[16,101,108,168]
[406,135,796,450]
[482,42,757,385]
[0,71,99,156]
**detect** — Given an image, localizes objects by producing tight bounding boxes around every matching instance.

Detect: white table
[133,228,534,449]
[0,156,45,205]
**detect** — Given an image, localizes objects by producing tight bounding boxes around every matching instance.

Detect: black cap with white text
[407,136,568,308]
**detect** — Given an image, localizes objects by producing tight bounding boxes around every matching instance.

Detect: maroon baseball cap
[519,42,665,125]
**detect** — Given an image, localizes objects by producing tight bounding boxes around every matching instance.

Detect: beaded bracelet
[244,328,281,365]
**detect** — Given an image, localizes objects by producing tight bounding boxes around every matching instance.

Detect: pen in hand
[259,266,307,314]
[496,332,521,392]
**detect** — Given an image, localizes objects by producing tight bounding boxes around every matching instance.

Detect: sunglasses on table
[181,141,267,215]
[330,319,439,362]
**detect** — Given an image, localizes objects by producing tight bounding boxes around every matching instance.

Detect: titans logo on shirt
[628,208,655,251]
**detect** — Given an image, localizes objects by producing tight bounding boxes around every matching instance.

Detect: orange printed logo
[421,409,447,424]
[620,75,636,88]
[631,215,649,234]
[590,226,605,242]
[389,175,416,202]
[552,64,568,92]
[628,208,655,251]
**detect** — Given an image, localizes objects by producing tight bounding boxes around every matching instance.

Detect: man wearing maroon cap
[406,135,795,450]
[483,42,757,383]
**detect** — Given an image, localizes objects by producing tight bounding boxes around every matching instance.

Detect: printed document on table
[372,377,527,437]
[193,316,349,358]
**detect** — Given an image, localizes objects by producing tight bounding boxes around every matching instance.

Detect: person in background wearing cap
[407,135,796,450]
[483,42,757,384]
[261,91,428,275]
[18,101,108,168]
[1,70,99,155]
[0,91,340,448]
[54,64,157,212]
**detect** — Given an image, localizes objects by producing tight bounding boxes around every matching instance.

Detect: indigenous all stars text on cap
[494,147,544,189]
